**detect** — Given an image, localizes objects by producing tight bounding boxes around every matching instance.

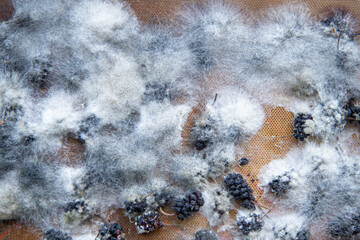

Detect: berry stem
[261,203,277,220]
[159,207,176,216]
[141,193,154,202]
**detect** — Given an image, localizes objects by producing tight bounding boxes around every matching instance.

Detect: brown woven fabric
[0,0,360,239]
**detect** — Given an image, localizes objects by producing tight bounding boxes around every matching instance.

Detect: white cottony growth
[205,88,265,140]
[81,53,145,124]
[1,0,360,239]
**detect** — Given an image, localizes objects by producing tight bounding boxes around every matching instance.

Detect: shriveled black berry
[43,229,72,240]
[194,229,218,240]
[191,123,213,151]
[329,214,360,237]
[293,113,313,141]
[135,211,163,234]
[296,229,310,240]
[269,174,291,196]
[238,158,249,166]
[224,173,255,210]
[64,199,89,213]
[125,199,148,215]
[237,214,263,235]
[172,191,205,220]
[109,223,123,236]
[97,222,125,240]
[194,140,209,150]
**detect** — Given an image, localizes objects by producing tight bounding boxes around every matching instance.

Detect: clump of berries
[43,229,72,240]
[172,191,205,220]
[64,198,89,214]
[135,211,164,234]
[152,189,174,210]
[194,229,218,240]
[64,198,91,223]
[293,113,313,141]
[224,173,255,210]
[125,198,148,217]
[329,214,360,237]
[96,223,125,240]
[236,213,264,235]
[269,174,291,196]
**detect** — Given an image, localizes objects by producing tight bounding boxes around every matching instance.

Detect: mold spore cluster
[122,188,173,234]
[64,198,91,224]
[293,113,314,141]
[1,0,360,239]
[260,142,360,239]
[269,173,291,196]
[201,188,231,227]
[194,229,218,240]
[236,213,264,236]
[43,229,73,240]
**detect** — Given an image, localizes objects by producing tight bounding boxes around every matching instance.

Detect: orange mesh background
[0,0,360,239]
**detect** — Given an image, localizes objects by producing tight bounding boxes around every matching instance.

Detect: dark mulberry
[125,199,148,215]
[224,173,255,210]
[135,211,163,234]
[172,191,205,220]
[293,113,313,141]
[97,222,125,240]
[238,158,249,166]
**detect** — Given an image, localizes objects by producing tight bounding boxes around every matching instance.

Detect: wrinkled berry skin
[97,223,125,240]
[125,199,148,215]
[135,211,163,233]
[224,173,255,210]
[172,191,205,220]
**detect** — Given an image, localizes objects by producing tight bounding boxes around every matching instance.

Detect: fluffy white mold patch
[205,88,265,141]
[81,53,144,124]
